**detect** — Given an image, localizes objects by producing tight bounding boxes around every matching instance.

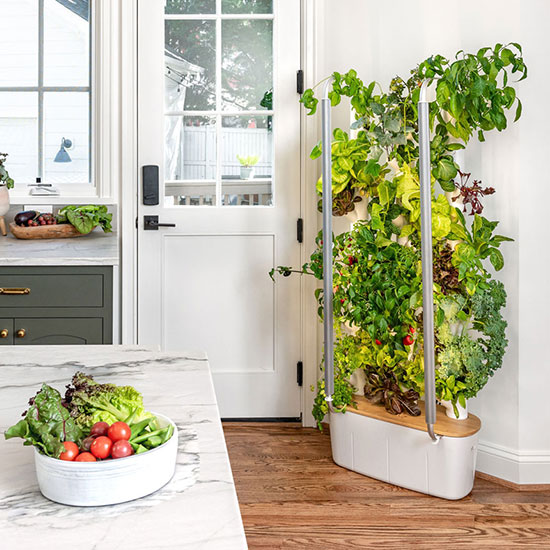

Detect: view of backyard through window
[0,0,91,187]
[164,0,274,206]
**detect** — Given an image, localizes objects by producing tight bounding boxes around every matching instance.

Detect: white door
[137,0,302,418]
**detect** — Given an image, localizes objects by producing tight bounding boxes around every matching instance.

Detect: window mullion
[215,0,222,207]
[38,0,44,180]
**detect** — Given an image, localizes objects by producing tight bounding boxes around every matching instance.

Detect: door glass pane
[0,92,38,185]
[222,19,273,111]
[222,0,273,14]
[165,0,216,14]
[43,92,90,184]
[165,20,216,111]
[44,0,91,87]
[222,115,272,206]
[165,115,216,180]
[165,115,216,206]
[0,0,38,86]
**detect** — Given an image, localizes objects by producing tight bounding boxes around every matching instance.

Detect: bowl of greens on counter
[4,373,178,506]
[10,204,112,239]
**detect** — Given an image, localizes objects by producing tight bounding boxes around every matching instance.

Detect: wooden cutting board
[9,222,89,239]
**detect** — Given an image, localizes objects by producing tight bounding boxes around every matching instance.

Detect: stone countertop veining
[0,345,248,550]
[0,229,119,266]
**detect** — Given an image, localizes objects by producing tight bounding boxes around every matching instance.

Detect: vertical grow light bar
[322,78,335,404]
[418,81,438,442]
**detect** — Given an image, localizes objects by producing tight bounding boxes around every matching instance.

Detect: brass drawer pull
[0,287,31,295]
[0,329,8,338]
[16,329,26,339]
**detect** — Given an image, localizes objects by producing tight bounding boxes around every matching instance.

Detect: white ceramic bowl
[34,413,178,506]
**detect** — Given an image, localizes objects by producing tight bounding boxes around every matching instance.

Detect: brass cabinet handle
[16,329,26,338]
[0,288,31,295]
[0,329,8,338]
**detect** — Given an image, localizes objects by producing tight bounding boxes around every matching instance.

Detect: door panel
[162,234,275,372]
[0,318,14,345]
[14,318,103,345]
[138,0,302,417]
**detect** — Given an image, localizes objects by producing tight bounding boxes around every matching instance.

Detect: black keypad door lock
[142,165,159,205]
[143,216,176,230]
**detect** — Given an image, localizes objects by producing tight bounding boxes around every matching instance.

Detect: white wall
[310,0,550,483]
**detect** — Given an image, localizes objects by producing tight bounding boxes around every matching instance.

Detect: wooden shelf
[345,395,481,438]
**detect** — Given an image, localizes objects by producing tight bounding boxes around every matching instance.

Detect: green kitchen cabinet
[0,266,113,345]
[0,318,14,345]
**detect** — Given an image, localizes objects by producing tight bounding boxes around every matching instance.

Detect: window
[0,0,91,189]
[164,0,274,206]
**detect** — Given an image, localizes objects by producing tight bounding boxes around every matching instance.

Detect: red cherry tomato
[90,436,113,459]
[409,326,416,334]
[74,452,97,462]
[59,441,79,461]
[90,421,110,437]
[375,339,382,346]
[403,335,414,346]
[107,422,131,442]
[111,440,134,459]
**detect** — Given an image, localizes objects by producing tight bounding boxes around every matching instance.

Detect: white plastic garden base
[329,398,481,500]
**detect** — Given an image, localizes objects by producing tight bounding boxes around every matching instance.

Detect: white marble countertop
[0,346,248,550]
[0,229,119,265]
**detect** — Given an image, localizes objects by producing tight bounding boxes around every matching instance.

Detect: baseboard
[477,440,550,485]
[476,471,550,491]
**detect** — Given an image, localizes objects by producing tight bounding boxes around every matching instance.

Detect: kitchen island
[0,346,247,550]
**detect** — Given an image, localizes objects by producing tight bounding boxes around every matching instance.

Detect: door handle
[0,287,31,295]
[143,215,176,231]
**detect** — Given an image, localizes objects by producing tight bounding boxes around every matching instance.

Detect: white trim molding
[119,0,138,345]
[301,0,323,427]
[477,440,550,485]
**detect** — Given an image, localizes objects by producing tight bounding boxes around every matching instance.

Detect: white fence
[168,125,273,181]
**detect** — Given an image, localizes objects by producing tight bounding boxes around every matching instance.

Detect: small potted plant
[0,153,14,236]
[237,155,259,180]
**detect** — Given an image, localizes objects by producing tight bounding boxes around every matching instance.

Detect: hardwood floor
[223,423,550,549]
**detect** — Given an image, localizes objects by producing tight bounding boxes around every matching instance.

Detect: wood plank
[346,394,481,437]
[224,422,550,549]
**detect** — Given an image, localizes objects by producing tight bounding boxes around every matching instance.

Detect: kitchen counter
[0,229,119,265]
[0,346,247,550]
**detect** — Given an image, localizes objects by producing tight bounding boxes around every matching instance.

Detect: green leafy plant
[260,89,273,110]
[0,152,14,189]
[272,44,524,425]
[300,43,526,214]
[56,205,113,234]
[63,372,152,431]
[236,155,260,168]
[5,384,83,457]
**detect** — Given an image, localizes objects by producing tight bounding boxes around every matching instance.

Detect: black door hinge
[297,361,303,387]
[135,216,138,229]
[297,218,303,243]
[296,69,304,95]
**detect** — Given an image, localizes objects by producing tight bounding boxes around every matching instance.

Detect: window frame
[6,0,118,204]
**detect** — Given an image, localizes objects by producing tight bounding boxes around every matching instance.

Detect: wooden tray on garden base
[346,395,481,438]
[9,222,88,240]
